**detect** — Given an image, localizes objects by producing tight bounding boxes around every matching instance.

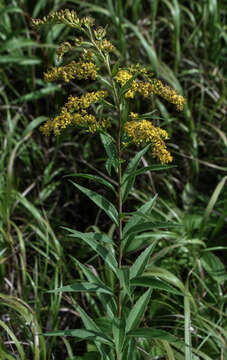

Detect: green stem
[105,55,123,319]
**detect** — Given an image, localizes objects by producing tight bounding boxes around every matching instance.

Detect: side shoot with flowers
[32,9,186,360]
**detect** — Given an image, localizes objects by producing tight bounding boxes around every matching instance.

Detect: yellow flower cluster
[65,90,107,111]
[40,90,109,136]
[115,69,186,110]
[116,69,132,85]
[149,79,186,111]
[44,61,76,82]
[31,9,94,30]
[128,64,149,75]
[97,39,115,53]
[56,38,86,61]
[129,112,139,120]
[44,58,98,83]
[124,119,173,164]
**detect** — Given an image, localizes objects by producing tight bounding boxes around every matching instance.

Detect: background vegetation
[0,0,226,359]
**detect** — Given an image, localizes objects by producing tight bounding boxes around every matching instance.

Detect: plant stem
[104,54,123,319]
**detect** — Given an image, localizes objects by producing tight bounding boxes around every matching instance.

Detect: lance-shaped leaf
[127,328,181,343]
[70,181,118,225]
[48,281,113,295]
[130,276,184,295]
[73,301,101,332]
[200,252,226,285]
[123,221,181,238]
[122,164,176,181]
[122,144,150,203]
[44,328,112,345]
[66,173,117,194]
[130,239,159,280]
[122,196,158,253]
[71,301,114,351]
[117,267,131,299]
[126,338,137,360]
[123,196,157,236]
[63,228,118,274]
[73,258,117,317]
[112,317,126,359]
[126,288,152,333]
[100,133,118,175]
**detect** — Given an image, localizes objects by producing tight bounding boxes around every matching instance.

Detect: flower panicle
[44,56,98,83]
[40,90,108,136]
[31,9,94,30]
[115,68,186,111]
[124,119,173,164]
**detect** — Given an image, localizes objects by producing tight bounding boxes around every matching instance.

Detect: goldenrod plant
[32,9,188,360]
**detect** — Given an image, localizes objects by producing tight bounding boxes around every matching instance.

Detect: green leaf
[124,221,181,238]
[72,301,100,332]
[126,288,152,333]
[44,329,112,345]
[112,317,126,358]
[0,38,38,52]
[112,59,120,77]
[123,196,157,237]
[100,133,118,175]
[0,55,41,65]
[122,144,150,203]
[22,116,48,137]
[73,258,117,317]
[48,281,113,295]
[63,228,118,274]
[123,164,176,180]
[13,85,61,103]
[70,181,118,225]
[65,173,116,194]
[117,267,131,298]
[130,276,184,295]
[200,175,227,237]
[123,196,158,253]
[130,240,159,280]
[72,301,114,356]
[127,328,180,343]
[145,267,185,292]
[200,252,226,284]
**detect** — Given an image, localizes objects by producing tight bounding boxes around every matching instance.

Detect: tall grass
[0,0,226,359]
